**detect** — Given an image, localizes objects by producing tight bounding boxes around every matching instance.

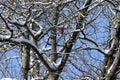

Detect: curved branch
[4,38,56,72]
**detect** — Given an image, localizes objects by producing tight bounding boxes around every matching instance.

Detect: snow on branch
[78,36,98,47]
[1,78,17,80]
[86,6,103,25]
[30,19,43,37]
[10,37,39,51]
[42,47,51,51]
[0,28,11,40]
[87,1,103,12]
[25,1,52,5]
[0,2,26,17]
[75,46,107,55]
[9,37,55,70]
[4,56,21,61]
[107,49,120,78]
[108,5,115,15]
[42,54,62,70]
[8,19,25,26]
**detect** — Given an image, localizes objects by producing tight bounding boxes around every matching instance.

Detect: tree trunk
[101,6,120,80]
[49,6,59,80]
[50,0,92,80]
[49,72,58,80]
[22,46,30,80]
[22,32,30,80]
[50,6,59,62]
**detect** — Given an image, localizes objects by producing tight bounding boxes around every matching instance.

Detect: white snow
[104,49,110,54]
[1,78,17,80]
[81,76,91,80]
[8,19,25,26]
[32,2,52,5]
[42,54,62,70]
[35,28,43,36]
[31,77,44,80]
[43,54,51,62]
[110,38,115,49]
[87,1,103,12]
[0,28,11,40]
[31,19,43,37]
[53,57,62,68]
[96,0,104,2]
[11,38,38,50]
[42,47,51,51]
[73,29,84,32]
[0,34,11,39]
[29,56,34,65]
[108,5,115,15]
[10,38,42,58]
[10,35,61,70]
[107,65,113,74]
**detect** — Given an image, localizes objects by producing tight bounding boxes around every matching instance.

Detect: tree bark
[22,31,30,80]
[22,46,30,80]
[49,6,59,80]
[105,10,120,80]
[50,6,59,62]
[51,0,92,80]
[101,6,120,80]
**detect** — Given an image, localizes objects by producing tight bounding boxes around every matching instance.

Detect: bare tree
[0,0,120,80]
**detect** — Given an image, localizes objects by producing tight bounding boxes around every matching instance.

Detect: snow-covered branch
[106,49,120,79]
[42,54,62,70]
[0,2,26,18]
[10,38,39,52]
[1,78,17,80]
[7,19,25,26]
[86,6,103,25]
[29,19,43,38]
[9,37,58,71]
[42,47,51,51]
[4,56,21,61]
[78,36,98,47]
[75,46,107,55]
[0,28,11,40]
[108,5,115,15]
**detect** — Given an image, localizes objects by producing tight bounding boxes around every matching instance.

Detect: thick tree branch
[55,0,93,80]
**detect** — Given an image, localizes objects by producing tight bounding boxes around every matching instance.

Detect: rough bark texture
[22,46,30,80]
[2,0,120,80]
[50,7,59,62]
[101,6,120,80]
[22,31,30,80]
[50,6,59,80]
[50,0,92,80]
[31,27,40,78]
